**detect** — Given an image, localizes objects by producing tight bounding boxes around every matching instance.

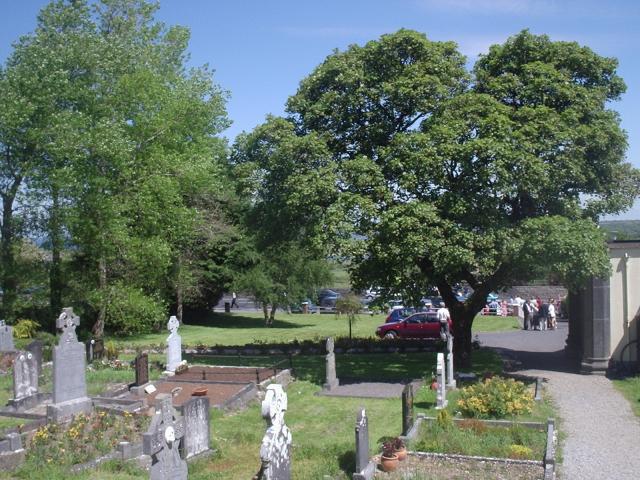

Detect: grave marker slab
[13,351,38,400]
[25,340,43,376]
[257,384,291,480]
[135,352,150,387]
[47,307,92,422]
[0,321,15,352]
[402,383,414,436]
[353,408,375,480]
[322,337,339,391]
[143,393,187,480]
[436,352,448,410]
[165,316,182,374]
[446,334,456,389]
[179,396,210,459]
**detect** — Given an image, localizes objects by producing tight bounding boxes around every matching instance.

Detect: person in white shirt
[437,303,451,340]
[548,299,557,330]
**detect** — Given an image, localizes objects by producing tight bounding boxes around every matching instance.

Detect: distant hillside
[600,220,640,240]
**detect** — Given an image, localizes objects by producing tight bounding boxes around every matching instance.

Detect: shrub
[104,340,120,360]
[13,319,41,339]
[458,418,487,434]
[457,377,534,419]
[509,444,533,459]
[436,409,453,429]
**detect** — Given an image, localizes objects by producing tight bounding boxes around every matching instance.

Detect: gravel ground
[375,454,543,479]
[479,323,640,480]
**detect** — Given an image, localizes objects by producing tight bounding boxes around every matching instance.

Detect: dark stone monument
[353,408,375,480]
[179,396,210,459]
[26,340,43,376]
[143,393,187,480]
[13,351,38,400]
[0,321,15,352]
[135,352,149,386]
[47,307,92,422]
[256,384,291,480]
[402,383,414,436]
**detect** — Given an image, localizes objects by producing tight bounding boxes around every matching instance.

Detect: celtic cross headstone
[143,393,187,480]
[256,384,292,480]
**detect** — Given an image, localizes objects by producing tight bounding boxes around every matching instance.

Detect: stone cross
[135,352,149,387]
[322,337,339,391]
[165,316,182,373]
[446,334,456,389]
[436,352,448,410]
[353,408,375,480]
[143,393,187,480]
[402,383,414,436]
[0,320,15,352]
[179,396,210,459]
[257,384,292,480]
[47,307,92,422]
[13,351,38,400]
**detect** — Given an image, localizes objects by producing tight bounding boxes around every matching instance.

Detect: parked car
[385,307,415,323]
[376,311,450,339]
[317,289,340,311]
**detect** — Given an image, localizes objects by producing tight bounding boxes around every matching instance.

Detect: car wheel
[384,332,397,339]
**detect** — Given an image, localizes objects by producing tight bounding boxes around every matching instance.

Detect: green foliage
[457,377,534,419]
[335,293,362,339]
[104,340,120,361]
[436,409,453,429]
[12,319,40,339]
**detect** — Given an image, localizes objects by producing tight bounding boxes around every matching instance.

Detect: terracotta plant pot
[380,453,399,472]
[430,381,438,390]
[394,446,407,461]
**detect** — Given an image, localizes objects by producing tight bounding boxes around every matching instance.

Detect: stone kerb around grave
[46,307,92,422]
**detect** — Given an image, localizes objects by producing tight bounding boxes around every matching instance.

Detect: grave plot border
[398,414,557,480]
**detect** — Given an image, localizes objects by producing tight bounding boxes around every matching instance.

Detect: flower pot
[380,453,399,472]
[394,446,407,461]
[430,381,438,390]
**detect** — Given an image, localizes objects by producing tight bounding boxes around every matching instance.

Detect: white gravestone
[0,320,15,352]
[446,334,456,389]
[179,396,210,459]
[436,352,448,410]
[257,384,292,480]
[165,316,182,374]
[143,393,187,480]
[13,351,38,400]
[47,307,92,422]
[323,337,339,391]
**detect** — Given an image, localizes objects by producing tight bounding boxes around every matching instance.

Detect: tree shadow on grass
[184,312,312,329]
[338,450,356,475]
[414,400,436,409]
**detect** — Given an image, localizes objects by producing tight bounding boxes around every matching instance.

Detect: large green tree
[265,29,639,366]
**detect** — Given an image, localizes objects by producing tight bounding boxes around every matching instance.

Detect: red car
[375,312,451,339]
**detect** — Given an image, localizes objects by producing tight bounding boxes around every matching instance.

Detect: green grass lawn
[613,374,640,417]
[117,312,519,348]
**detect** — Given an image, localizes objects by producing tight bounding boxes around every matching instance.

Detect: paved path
[480,322,640,480]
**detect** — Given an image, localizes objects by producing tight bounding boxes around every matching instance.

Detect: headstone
[13,351,38,400]
[353,408,375,480]
[47,307,92,422]
[402,383,414,436]
[535,377,542,401]
[256,384,291,480]
[143,393,187,480]
[0,321,15,352]
[179,396,210,459]
[446,334,456,389]
[135,352,150,387]
[26,340,43,376]
[85,338,104,363]
[165,316,182,374]
[322,337,339,391]
[436,353,448,410]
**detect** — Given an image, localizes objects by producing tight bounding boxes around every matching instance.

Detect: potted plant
[380,441,399,472]
[392,437,407,461]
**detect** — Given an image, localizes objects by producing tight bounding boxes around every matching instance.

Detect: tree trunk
[92,256,107,338]
[175,258,183,323]
[0,187,20,323]
[262,303,269,324]
[269,304,276,325]
[49,185,63,318]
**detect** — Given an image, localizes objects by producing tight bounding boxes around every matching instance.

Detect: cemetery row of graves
[0,309,556,479]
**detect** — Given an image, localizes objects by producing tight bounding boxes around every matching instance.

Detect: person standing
[530,299,540,330]
[548,299,557,330]
[437,302,451,341]
[522,298,532,330]
[231,292,239,309]
[539,300,549,331]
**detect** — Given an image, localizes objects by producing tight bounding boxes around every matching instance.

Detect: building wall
[608,242,640,365]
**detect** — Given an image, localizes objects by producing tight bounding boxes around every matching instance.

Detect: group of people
[522,297,558,331]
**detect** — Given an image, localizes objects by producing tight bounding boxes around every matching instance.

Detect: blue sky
[2,0,640,218]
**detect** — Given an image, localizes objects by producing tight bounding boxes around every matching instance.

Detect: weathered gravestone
[165,316,182,374]
[0,321,15,352]
[143,393,187,480]
[178,396,210,459]
[13,351,38,400]
[322,337,339,391]
[256,384,291,480]
[353,408,375,480]
[47,307,92,422]
[26,340,43,376]
[436,352,448,410]
[135,352,149,386]
[402,383,414,436]
[446,334,456,389]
